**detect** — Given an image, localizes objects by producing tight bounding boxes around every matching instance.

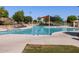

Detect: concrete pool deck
[0,32,79,53]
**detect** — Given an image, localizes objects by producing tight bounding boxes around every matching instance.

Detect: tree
[12,10,24,24]
[37,17,41,21]
[0,6,4,10]
[24,16,32,23]
[50,16,63,25]
[37,17,42,24]
[43,15,50,23]
[50,16,62,22]
[67,15,77,23]
[33,20,38,24]
[42,15,62,22]
[0,7,8,18]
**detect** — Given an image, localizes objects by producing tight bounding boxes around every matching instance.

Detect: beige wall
[73,20,79,27]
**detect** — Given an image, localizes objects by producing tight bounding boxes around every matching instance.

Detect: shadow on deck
[64,32,79,41]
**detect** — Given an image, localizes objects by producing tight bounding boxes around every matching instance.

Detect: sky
[4,6,79,20]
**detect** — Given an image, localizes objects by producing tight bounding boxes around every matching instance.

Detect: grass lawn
[23,44,79,53]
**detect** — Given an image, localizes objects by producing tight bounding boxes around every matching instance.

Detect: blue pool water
[0,26,79,35]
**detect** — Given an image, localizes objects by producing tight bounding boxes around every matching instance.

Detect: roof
[41,16,49,19]
[41,15,53,19]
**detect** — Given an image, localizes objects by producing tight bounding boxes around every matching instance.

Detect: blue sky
[4,6,79,20]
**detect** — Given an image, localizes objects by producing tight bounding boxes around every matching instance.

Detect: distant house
[73,20,79,27]
[40,15,54,24]
[0,17,16,25]
[41,16,49,21]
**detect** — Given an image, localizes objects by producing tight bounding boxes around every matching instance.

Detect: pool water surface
[0,26,79,35]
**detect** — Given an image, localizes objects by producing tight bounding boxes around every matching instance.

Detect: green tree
[51,16,63,25]
[24,16,32,23]
[37,17,42,24]
[0,6,8,18]
[51,16,63,22]
[33,20,38,24]
[43,15,50,23]
[67,15,77,23]
[12,10,24,24]
[37,17,41,21]
[0,6,4,10]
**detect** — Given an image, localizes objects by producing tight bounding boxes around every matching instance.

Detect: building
[73,20,79,27]
[40,15,54,24]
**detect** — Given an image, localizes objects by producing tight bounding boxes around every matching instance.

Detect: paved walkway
[0,32,79,53]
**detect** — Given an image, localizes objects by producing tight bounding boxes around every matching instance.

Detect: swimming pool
[0,26,79,35]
